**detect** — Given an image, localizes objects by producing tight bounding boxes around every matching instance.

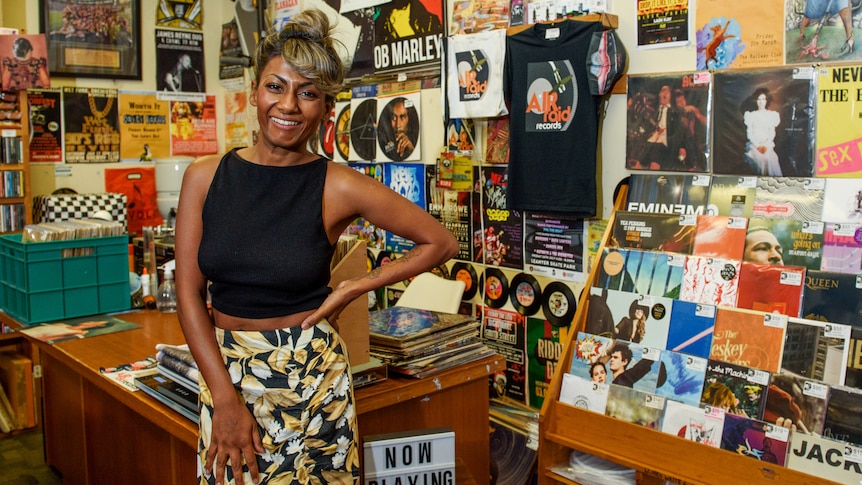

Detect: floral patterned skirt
[198,321,359,484]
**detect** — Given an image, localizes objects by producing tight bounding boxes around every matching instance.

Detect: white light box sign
[363,427,455,484]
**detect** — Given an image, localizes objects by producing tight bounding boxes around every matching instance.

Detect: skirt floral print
[198,321,360,484]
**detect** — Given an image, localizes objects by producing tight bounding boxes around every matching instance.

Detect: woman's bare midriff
[212,308,317,331]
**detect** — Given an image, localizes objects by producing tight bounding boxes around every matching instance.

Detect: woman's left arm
[302,163,458,328]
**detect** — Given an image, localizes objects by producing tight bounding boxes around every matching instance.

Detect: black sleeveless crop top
[198,149,335,318]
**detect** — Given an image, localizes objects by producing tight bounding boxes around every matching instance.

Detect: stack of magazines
[134,344,199,423]
[368,307,493,378]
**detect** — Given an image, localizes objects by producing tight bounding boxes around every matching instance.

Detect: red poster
[104,166,162,236]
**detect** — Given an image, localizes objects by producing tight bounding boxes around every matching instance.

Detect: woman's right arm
[175,155,262,485]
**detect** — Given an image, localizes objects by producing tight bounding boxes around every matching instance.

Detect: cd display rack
[0,91,31,234]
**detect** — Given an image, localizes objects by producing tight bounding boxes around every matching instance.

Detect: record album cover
[814,66,862,177]
[605,384,664,429]
[655,350,708,407]
[481,166,523,269]
[823,385,862,446]
[711,68,816,177]
[765,373,829,436]
[595,248,684,299]
[660,400,725,448]
[703,359,772,420]
[753,176,825,221]
[559,373,609,414]
[679,255,740,307]
[710,307,786,373]
[822,178,862,224]
[585,287,672,351]
[735,262,805,317]
[666,300,716,359]
[610,211,696,254]
[783,317,850,386]
[721,413,790,466]
[625,173,713,215]
[820,222,862,274]
[625,73,712,172]
[706,175,756,218]
[691,214,748,261]
[744,217,824,271]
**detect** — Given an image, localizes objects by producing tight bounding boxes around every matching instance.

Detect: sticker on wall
[509,273,542,316]
[542,281,576,327]
[482,267,509,308]
[450,262,478,300]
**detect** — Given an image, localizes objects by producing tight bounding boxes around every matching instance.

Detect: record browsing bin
[0,234,130,324]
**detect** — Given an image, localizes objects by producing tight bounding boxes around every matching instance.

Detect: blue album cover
[655,350,707,407]
[368,307,438,338]
[666,300,716,359]
[595,248,684,299]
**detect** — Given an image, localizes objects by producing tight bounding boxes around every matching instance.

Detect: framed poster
[40,0,141,80]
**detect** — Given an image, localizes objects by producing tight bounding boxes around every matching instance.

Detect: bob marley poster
[374,0,444,73]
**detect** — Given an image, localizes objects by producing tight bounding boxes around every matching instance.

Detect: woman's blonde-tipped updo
[251,9,345,101]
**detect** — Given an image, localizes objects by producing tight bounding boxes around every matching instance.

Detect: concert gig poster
[484,306,528,404]
[524,213,585,282]
[384,162,426,253]
[167,93,218,157]
[27,88,62,163]
[155,29,205,93]
[481,165,523,269]
[695,0,784,70]
[815,65,862,177]
[527,316,571,409]
[636,0,690,49]
[224,88,250,152]
[373,0,444,73]
[118,91,170,162]
[711,67,816,177]
[427,168,473,261]
[62,87,120,163]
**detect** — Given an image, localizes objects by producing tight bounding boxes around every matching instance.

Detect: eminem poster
[373,0,444,73]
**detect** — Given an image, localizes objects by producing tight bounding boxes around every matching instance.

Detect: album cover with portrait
[595,248,684,299]
[666,300,716,360]
[625,72,712,172]
[765,373,829,437]
[753,176,825,221]
[782,317,850,386]
[706,175,756,218]
[821,222,862,274]
[703,359,772,420]
[625,173,712,215]
[720,413,790,466]
[376,89,421,162]
[736,262,805,317]
[710,306,786,374]
[374,0,444,74]
[660,400,724,448]
[610,211,696,254]
[691,214,748,261]
[569,332,614,380]
[605,384,664,429]
[711,67,816,177]
[745,217,824,271]
[584,287,672,351]
[679,255,740,308]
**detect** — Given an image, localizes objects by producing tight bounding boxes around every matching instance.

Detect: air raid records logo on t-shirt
[525,60,576,132]
[456,49,489,102]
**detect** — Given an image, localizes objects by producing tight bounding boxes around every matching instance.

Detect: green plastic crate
[0,234,130,324]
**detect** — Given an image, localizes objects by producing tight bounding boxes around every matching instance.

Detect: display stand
[0,91,32,234]
[536,183,840,485]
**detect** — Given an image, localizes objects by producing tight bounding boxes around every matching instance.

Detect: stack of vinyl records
[134,344,200,423]
[368,307,493,379]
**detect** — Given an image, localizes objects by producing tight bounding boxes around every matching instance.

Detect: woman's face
[756,93,767,110]
[591,364,606,383]
[251,57,328,154]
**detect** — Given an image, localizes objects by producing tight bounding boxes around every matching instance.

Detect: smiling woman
[173,8,458,485]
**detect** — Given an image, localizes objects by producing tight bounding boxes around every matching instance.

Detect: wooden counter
[23,310,503,485]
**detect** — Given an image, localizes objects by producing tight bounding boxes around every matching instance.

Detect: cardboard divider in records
[334,102,350,162]
[509,272,542,316]
[481,267,509,308]
[541,281,576,327]
[450,261,478,300]
[349,98,376,161]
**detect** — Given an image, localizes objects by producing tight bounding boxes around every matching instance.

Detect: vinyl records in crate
[482,267,509,308]
[541,281,576,327]
[509,272,542,316]
[450,261,478,300]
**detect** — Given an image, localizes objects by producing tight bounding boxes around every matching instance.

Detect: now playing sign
[363,427,455,485]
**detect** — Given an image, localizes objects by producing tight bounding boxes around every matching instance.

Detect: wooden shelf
[535,184,843,485]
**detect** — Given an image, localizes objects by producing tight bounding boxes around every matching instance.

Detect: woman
[614,300,648,343]
[589,361,607,384]
[743,87,782,176]
[175,10,458,485]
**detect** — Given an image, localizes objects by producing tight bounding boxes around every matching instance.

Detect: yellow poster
[224,90,249,151]
[696,0,785,69]
[118,91,171,161]
[815,65,862,177]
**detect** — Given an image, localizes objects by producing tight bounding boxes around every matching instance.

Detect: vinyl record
[542,281,577,327]
[450,262,478,300]
[335,104,350,161]
[483,268,509,308]
[366,249,376,272]
[509,273,542,316]
[375,250,395,267]
[350,98,377,161]
[430,264,450,279]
